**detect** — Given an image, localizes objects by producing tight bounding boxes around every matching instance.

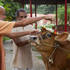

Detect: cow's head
[30,27,56,51]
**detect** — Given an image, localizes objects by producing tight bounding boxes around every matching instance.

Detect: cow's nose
[30,36,37,40]
[32,37,37,40]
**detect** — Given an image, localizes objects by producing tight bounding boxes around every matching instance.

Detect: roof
[13,0,70,4]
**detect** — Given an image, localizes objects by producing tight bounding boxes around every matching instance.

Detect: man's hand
[43,15,55,21]
[14,39,30,47]
[30,30,40,35]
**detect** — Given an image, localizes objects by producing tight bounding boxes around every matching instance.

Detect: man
[12,8,38,70]
[0,6,53,70]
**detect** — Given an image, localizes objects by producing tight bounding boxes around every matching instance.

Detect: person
[12,8,38,70]
[0,6,53,70]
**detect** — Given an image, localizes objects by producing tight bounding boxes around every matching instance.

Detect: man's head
[0,6,6,20]
[15,8,27,20]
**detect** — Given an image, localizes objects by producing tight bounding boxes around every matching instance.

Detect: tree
[37,5,56,14]
[58,4,70,25]
[0,0,22,21]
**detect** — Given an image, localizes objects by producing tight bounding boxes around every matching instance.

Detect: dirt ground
[3,41,46,70]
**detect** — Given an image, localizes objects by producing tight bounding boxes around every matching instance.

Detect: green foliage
[24,4,35,13]
[58,6,65,24]
[0,1,4,6]
[3,37,10,41]
[57,5,70,25]
[0,0,22,21]
[37,5,56,14]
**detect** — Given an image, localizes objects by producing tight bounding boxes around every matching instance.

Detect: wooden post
[30,0,32,17]
[35,0,37,29]
[65,0,67,32]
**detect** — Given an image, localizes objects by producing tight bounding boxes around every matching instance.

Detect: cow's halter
[47,42,60,64]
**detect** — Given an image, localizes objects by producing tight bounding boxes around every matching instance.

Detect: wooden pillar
[56,4,58,28]
[29,0,32,17]
[35,0,37,29]
[65,0,67,32]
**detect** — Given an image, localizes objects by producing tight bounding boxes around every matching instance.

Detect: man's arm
[5,30,38,39]
[14,16,52,27]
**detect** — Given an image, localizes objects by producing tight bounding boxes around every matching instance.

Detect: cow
[30,27,70,70]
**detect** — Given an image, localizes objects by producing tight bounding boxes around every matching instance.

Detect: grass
[3,37,10,41]
[36,56,42,60]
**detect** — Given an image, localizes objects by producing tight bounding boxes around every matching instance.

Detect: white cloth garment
[11,25,35,69]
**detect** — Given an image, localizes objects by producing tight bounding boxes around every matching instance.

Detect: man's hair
[15,8,27,17]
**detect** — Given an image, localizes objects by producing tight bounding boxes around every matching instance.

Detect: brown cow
[30,27,70,70]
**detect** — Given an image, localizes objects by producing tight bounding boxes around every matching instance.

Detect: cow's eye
[46,33,52,38]
[42,34,46,39]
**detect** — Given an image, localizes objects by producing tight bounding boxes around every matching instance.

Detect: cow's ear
[55,32,68,42]
[41,27,46,32]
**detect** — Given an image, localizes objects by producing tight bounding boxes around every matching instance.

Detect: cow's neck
[48,45,70,70]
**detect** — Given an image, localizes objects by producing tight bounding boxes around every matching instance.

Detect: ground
[4,40,46,70]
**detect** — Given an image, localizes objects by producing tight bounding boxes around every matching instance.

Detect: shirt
[0,20,15,70]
